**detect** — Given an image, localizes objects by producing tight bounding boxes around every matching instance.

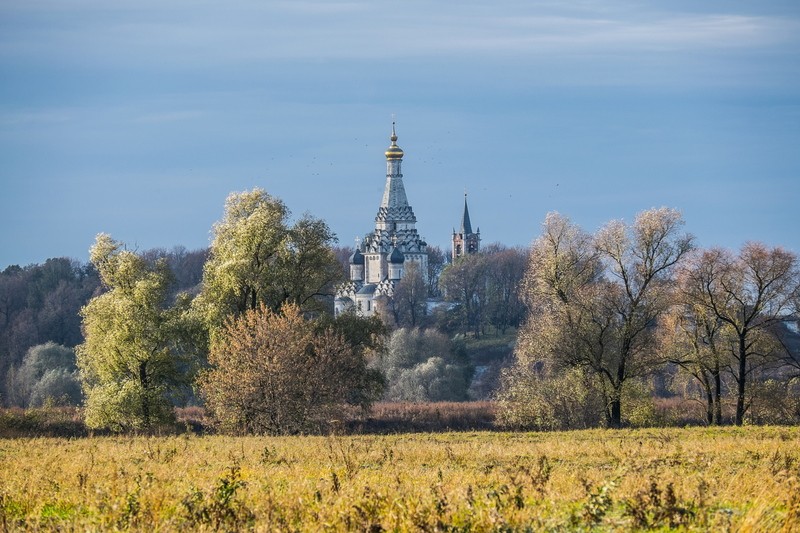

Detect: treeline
[0,248,206,407]
[3,194,799,434]
[498,209,800,429]
[0,221,525,418]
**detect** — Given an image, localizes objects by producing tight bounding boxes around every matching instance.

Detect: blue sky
[1,1,799,268]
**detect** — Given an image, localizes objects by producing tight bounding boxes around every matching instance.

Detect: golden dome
[385,122,404,159]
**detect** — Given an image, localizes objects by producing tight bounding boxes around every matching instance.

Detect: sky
[1,1,799,269]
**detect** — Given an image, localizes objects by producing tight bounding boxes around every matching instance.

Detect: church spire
[380,120,409,209]
[452,191,480,261]
[460,192,473,234]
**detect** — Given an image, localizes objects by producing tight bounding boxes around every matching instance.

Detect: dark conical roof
[349,249,364,265]
[357,284,377,295]
[389,246,405,264]
[460,193,473,234]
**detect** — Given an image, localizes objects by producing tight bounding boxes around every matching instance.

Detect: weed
[327,435,362,480]
[622,479,695,529]
[782,477,800,532]
[770,450,798,477]
[117,487,140,529]
[0,490,27,531]
[181,464,254,531]
[580,479,616,526]
[259,445,287,466]
[346,486,387,532]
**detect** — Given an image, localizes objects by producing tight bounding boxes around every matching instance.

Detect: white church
[334,124,480,317]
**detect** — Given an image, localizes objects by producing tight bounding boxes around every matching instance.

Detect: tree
[196,189,342,336]
[484,244,527,334]
[29,368,82,407]
[199,304,383,434]
[377,328,473,402]
[504,209,693,428]
[592,208,694,426]
[9,342,78,407]
[659,300,727,425]
[76,234,201,431]
[439,254,489,337]
[426,245,447,298]
[680,244,800,425]
[331,245,355,281]
[390,261,428,328]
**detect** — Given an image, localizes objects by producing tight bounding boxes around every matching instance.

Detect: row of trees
[75,189,392,433]
[499,209,800,428]
[0,248,205,407]
[5,190,798,432]
[0,259,99,405]
[2,186,515,424]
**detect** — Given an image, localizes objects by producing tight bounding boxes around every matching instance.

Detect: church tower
[334,123,428,317]
[452,193,480,260]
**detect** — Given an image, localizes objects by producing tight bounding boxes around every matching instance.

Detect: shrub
[199,304,383,434]
[496,363,605,430]
[28,368,81,407]
[378,328,473,402]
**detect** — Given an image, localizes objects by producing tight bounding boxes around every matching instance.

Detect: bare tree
[391,261,428,328]
[426,245,447,298]
[680,243,800,425]
[439,253,489,337]
[506,209,693,428]
[660,300,727,424]
[484,244,527,334]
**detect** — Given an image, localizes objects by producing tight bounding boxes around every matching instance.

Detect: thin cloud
[2,3,796,67]
[132,110,205,124]
[0,110,73,126]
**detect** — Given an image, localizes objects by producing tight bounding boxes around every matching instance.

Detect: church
[334,124,480,317]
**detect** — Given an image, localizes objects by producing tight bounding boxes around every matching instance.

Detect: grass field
[1,427,799,531]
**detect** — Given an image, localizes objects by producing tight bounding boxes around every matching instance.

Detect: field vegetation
[1,426,799,531]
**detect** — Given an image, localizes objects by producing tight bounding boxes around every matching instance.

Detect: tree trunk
[139,361,150,429]
[610,396,622,428]
[735,334,747,426]
[713,365,722,425]
[704,388,714,425]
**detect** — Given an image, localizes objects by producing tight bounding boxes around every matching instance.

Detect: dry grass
[1,426,799,531]
[356,401,497,432]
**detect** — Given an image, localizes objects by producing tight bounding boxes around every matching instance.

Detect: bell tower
[452,192,480,260]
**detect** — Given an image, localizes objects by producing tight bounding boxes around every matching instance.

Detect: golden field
[1,427,799,531]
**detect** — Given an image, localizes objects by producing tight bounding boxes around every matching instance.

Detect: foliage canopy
[196,188,342,338]
[76,234,202,431]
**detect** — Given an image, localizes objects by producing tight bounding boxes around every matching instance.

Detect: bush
[746,379,800,425]
[378,328,473,402]
[496,363,605,430]
[199,304,383,435]
[28,368,81,407]
[6,343,78,408]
